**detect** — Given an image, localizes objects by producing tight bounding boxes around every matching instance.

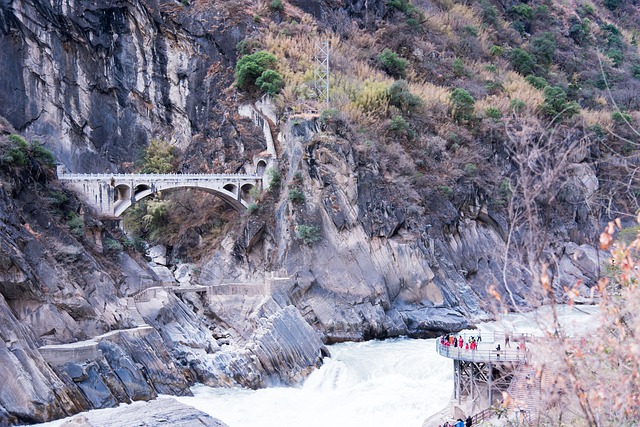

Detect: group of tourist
[440,416,472,427]
[440,333,482,351]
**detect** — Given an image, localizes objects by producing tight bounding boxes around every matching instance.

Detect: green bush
[530,32,556,65]
[569,19,590,45]
[389,115,407,131]
[499,178,512,199]
[542,86,580,119]
[31,142,55,166]
[479,0,499,26]
[509,98,526,114]
[270,0,284,11]
[632,63,640,79]
[288,188,305,203]
[267,168,281,191]
[525,75,548,90]
[388,80,422,113]
[464,163,478,175]
[461,26,478,37]
[103,238,123,254]
[320,108,339,124]
[450,88,475,123]
[509,48,536,76]
[49,191,69,208]
[247,202,260,214]
[3,134,29,167]
[612,111,633,124]
[484,81,503,95]
[485,107,502,119]
[378,48,408,78]
[607,48,624,67]
[509,4,534,22]
[295,224,321,245]
[604,0,622,11]
[255,69,284,95]
[140,139,177,173]
[235,51,283,94]
[437,185,453,198]
[489,45,504,56]
[452,58,466,77]
[66,213,85,237]
[123,236,146,253]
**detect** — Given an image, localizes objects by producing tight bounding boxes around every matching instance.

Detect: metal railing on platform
[436,334,531,363]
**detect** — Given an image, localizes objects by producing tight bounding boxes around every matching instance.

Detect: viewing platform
[436,332,531,364]
[435,331,533,417]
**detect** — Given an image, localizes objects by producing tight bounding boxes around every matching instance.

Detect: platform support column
[488,362,493,405]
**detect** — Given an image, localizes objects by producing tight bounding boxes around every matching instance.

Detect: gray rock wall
[0,0,241,172]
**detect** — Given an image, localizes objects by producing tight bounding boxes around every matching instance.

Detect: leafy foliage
[267,167,281,192]
[123,199,173,244]
[1,134,55,168]
[525,75,548,90]
[529,32,556,66]
[295,224,321,245]
[269,0,284,11]
[509,48,536,76]
[388,80,422,113]
[542,86,580,119]
[140,139,177,173]
[378,48,408,78]
[256,69,284,95]
[288,188,305,203]
[450,88,475,123]
[66,213,85,237]
[103,238,123,254]
[235,51,283,95]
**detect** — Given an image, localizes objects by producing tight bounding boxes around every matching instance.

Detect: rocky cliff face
[0,0,248,172]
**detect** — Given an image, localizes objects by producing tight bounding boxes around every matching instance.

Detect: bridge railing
[58,172,261,180]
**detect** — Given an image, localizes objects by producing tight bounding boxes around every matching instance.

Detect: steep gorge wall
[0,0,242,172]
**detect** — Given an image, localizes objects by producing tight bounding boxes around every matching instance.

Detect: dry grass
[503,71,545,115]
[580,108,613,129]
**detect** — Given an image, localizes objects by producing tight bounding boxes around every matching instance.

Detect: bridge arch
[113,184,254,217]
[58,171,262,218]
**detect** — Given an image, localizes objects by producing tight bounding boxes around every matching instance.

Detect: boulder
[59,398,228,427]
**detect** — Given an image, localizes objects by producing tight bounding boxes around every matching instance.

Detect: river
[31,304,599,427]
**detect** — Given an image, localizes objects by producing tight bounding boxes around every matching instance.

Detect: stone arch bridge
[57,166,263,218]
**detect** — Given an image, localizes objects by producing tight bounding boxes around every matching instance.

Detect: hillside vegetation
[232,0,640,217]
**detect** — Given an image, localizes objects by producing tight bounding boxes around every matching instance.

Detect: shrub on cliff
[140,139,177,173]
[235,51,283,95]
[450,88,475,123]
[378,48,408,78]
[1,134,55,168]
[295,224,320,245]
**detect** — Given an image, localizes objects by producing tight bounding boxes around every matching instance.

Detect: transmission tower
[314,41,330,107]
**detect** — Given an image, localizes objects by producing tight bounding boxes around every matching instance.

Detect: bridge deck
[58,172,261,180]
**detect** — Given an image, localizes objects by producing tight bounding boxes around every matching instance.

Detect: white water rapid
[176,337,453,427]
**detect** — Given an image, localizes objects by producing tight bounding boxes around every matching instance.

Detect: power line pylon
[314,41,330,107]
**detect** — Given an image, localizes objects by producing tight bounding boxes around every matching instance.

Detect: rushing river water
[176,337,452,427]
[31,304,599,427]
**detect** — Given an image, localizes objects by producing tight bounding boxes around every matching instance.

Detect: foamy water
[176,338,452,427]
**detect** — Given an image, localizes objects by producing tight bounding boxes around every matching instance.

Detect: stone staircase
[127,297,147,326]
